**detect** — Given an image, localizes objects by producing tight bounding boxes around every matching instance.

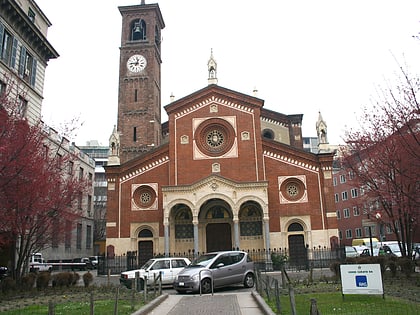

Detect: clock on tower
[117,2,165,163]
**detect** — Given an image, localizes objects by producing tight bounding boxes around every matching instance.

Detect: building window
[0,80,6,96]
[86,225,92,249]
[18,96,27,116]
[78,192,83,209]
[88,195,92,215]
[348,171,355,180]
[333,177,337,186]
[351,188,358,198]
[68,161,74,175]
[364,226,376,237]
[0,26,17,67]
[79,167,84,180]
[336,210,341,219]
[18,46,37,86]
[338,230,343,240]
[343,208,350,218]
[353,206,360,216]
[334,193,339,203]
[262,129,274,140]
[340,174,346,183]
[345,229,352,239]
[65,220,71,249]
[76,223,82,249]
[342,191,348,201]
[355,228,362,238]
[28,8,36,22]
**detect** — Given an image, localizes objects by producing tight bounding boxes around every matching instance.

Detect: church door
[206,223,232,252]
[288,235,308,270]
[138,240,153,267]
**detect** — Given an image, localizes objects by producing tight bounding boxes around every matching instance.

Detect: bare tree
[342,66,420,257]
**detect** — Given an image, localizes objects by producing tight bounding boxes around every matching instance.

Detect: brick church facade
[105,2,338,264]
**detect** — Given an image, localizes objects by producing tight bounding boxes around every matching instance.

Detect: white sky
[36,0,420,146]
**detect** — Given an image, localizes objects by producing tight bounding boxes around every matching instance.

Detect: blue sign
[355,275,368,287]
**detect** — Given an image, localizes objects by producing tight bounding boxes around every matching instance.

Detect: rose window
[280,178,305,201]
[133,185,156,208]
[195,118,235,157]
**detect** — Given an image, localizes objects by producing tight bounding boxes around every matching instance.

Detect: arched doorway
[201,199,233,253]
[206,223,232,252]
[138,228,153,267]
[287,222,308,270]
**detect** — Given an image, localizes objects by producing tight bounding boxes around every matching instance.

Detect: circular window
[133,185,156,208]
[195,118,235,157]
[280,178,305,201]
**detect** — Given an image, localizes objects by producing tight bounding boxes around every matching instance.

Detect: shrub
[21,272,37,290]
[52,272,74,287]
[1,277,17,293]
[398,257,414,278]
[83,271,93,287]
[71,272,80,286]
[36,271,51,289]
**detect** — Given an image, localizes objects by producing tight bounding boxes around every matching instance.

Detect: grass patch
[266,292,419,315]
[1,298,145,315]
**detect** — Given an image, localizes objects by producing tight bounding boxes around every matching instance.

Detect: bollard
[310,298,321,315]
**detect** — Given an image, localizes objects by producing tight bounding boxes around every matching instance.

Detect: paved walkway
[133,291,273,315]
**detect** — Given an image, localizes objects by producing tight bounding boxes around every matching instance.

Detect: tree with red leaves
[0,78,90,281]
[342,66,420,258]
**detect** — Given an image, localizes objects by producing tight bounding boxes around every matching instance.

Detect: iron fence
[98,247,345,275]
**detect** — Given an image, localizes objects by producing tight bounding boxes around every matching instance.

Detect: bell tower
[117,2,165,163]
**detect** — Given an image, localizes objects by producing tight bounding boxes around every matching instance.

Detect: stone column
[233,217,240,250]
[164,223,169,256]
[193,217,199,257]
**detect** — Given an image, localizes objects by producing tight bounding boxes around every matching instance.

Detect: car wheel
[201,278,212,294]
[244,273,254,288]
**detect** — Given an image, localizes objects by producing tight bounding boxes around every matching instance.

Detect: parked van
[352,238,379,248]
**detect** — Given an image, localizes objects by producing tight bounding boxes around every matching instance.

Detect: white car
[120,257,191,289]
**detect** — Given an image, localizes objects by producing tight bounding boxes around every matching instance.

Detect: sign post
[340,264,384,299]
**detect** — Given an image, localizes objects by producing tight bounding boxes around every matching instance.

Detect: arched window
[262,129,274,140]
[239,202,262,236]
[138,228,153,237]
[174,205,193,239]
[288,222,304,232]
[131,19,146,41]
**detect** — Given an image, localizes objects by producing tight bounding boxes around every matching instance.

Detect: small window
[340,174,346,183]
[76,223,82,249]
[334,193,339,203]
[342,191,348,201]
[345,229,352,239]
[28,8,36,23]
[336,210,341,220]
[355,228,362,238]
[351,188,358,198]
[353,206,360,216]
[262,129,274,140]
[333,177,337,186]
[343,208,350,218]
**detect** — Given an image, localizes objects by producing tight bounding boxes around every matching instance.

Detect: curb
[131,293,169,315]
[252,291,276,315]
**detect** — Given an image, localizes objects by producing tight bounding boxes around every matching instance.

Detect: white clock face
[127,54,147,73]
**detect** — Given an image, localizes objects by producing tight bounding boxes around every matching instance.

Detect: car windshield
[141,259,155,269]
[189,254,217,267]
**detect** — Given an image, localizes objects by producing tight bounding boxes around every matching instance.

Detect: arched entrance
[201,199,233,253]
[287,222,308,270]
[137,228,154,266]
[206,223,232,252]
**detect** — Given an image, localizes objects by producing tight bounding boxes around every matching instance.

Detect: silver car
[173,251,255,294]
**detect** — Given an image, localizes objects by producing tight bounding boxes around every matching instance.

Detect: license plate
[179,282,184,286]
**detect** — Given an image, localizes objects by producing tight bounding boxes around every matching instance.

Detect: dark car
[0,266,8,279]
[173,251,255,294]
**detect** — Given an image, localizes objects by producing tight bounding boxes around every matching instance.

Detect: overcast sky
[36,0,420,146]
